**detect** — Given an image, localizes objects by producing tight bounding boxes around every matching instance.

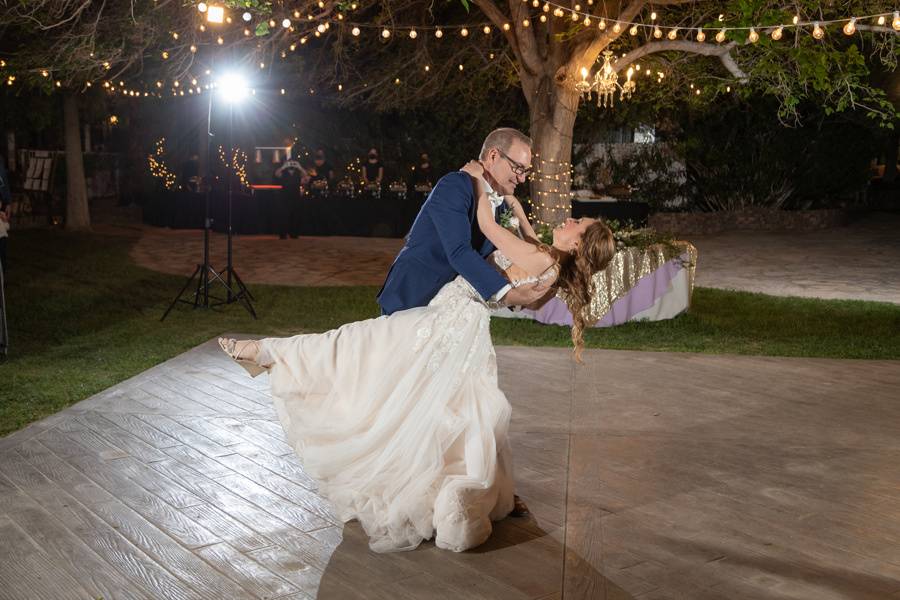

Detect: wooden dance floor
[1,341,899,599]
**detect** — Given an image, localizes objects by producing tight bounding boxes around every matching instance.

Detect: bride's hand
[460,160,484,179]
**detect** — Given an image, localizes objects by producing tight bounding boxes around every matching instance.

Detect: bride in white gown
[219,168,615,553]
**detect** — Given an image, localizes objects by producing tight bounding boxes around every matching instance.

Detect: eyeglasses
[497,149,533,177]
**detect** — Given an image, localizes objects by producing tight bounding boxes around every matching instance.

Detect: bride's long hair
[554,221,616,362]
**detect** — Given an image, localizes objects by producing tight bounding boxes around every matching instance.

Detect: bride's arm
[469,176,553,277]
[503,194,539,242]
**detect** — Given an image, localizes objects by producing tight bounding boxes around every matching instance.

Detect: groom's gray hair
[479,128,532,160]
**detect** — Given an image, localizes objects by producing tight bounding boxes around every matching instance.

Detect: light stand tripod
[162,80,256,321]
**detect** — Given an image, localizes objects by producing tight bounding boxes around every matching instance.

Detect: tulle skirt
[257,277,515,552]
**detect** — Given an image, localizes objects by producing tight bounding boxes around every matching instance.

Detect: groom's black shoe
[510,495,530,518]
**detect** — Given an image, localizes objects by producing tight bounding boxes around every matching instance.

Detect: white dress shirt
[478,177,512,303]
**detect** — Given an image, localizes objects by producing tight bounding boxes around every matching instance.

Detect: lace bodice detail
[491,251,558,289]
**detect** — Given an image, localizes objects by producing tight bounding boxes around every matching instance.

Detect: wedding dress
[256,252,554,553]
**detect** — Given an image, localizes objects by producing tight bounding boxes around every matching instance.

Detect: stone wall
[649,208,848,236]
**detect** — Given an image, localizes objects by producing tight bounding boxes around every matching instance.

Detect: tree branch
[615,40,748,81]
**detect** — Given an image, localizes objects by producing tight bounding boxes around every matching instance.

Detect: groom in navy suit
[378,128,545,315]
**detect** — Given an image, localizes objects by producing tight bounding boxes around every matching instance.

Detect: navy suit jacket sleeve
[424,173,508,301]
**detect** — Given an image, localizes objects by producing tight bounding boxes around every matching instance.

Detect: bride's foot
[218,338,267,378]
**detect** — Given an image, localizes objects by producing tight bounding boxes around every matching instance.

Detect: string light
[715,29,726,42]
[748,27,759,42]
[696,28,705,42]
[843,18,857,35]
[148,138,177,189]
[812,22,825,39]
[771,26,784,40]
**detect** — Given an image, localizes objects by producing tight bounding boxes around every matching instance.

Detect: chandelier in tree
[576,50,636,108]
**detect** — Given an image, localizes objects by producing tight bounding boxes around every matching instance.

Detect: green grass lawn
[2,227,898,437]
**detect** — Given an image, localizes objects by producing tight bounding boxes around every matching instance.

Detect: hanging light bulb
[653,26,662,38]
[197,2,207,12]
[598,18,606,30]
[792,14,799,25]
[483,25,491,34]
[667,28,678,40]
[629,24,639,35]
[460,27,469,37]
[316,23,326,33]
[190,44,197,53]
[812,22,824,39]
[242,11,251,21]
[409,29,417,38]
[651,11,657,20]
[715,29,726,42]
[382,28,390,38]
[522,18,531,27]
[877,15,886,26]
[351,26,360,36]
[435,29,443,38]
[612,22,621,33]
[771,26,783,40]
[696,28,706,42]
[503,23,510,30]
[748,27,759,43]
[893,11,900,30]
[583,16,591,27]
[843,18,856,35]
[282,18,291,28]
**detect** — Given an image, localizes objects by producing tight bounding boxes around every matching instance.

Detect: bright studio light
[217,72,249,103]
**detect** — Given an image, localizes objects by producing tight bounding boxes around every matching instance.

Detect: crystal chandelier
[575,50,636,108]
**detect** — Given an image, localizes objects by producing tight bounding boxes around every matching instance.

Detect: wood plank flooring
[1,340,898,599]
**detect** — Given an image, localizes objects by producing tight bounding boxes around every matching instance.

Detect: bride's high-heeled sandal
[218,338,267,378]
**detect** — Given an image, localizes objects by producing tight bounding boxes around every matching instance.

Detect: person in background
[308,149,335,189]
[180,153,201,192]
[0,154,11,273]
[413,152,433,188]
[274,148,307,239]
[362,147,384,192]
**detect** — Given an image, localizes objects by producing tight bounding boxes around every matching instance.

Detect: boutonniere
[499,208,520,232]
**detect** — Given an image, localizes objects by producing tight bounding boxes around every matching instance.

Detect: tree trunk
[525,71,580,225]
[63,92,90,230]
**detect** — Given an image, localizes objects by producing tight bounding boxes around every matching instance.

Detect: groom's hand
[502,282,546,308]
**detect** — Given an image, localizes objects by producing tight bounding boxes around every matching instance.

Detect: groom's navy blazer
[377,171,508,315]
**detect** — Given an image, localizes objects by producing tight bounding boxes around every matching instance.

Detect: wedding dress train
[256,276,516,553]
